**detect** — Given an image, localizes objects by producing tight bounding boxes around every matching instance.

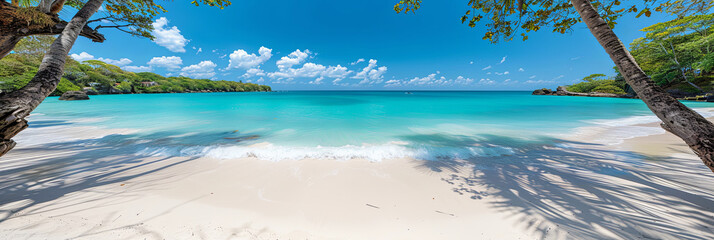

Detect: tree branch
[87,17,111,23]
[95,24,132,30]
[0,1,105,42]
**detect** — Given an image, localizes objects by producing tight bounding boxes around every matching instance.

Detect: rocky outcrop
[59,91,89,100]
[532,86,632,98]
[555,86,630,97]
[532,88,554,95]
[666,89,698,99]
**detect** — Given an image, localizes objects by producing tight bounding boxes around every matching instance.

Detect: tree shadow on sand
[0,133,208,225]
[410,134,714,239]
[0,119,276,230]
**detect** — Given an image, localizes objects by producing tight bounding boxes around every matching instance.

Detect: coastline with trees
[534,13,714,101]
[1,37,271,97]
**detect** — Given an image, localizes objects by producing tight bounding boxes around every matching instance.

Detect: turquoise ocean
[23,91,714,161]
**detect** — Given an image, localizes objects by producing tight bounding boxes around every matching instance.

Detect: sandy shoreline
[2,115,714,239]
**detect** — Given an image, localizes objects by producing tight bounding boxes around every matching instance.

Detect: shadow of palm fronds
[412,134,714,239]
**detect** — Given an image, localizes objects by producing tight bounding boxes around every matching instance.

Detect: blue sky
[68,0,674,90]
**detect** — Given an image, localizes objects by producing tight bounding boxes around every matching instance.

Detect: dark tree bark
[0,35,22,58]
[571,0,714,173]
[0,0,104,156]
[0,1,104,59]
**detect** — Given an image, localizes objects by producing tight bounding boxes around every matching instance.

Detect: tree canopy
[78,0,231,39]
[567,73,627,94]
[630,13,713,88]
[394,0,713,42]
[567,13,714,95]
[1,0,232,53]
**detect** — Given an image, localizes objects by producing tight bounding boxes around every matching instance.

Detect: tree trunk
[571,0,714,173]
[0,0,104,156]
[0,35,22,58]
[37,0,54,13]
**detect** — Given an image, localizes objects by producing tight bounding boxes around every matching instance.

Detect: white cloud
[148,56,183,70]
[98,57,132,66]
[503,79,519,84]
[152,17,188,53]
[261,50,355,84]
[469,61,474,64]
[180,61,217,79]
[269,62,325,80]
[309,79,323,85]
[242,68,266,78]
[70,52,94,62]
[227,46,273,70]
[276,49,311,70]
[352,59,387,82]
[385,72,474,87]
[196,47,202,54]
[70,52,132,66]
[529,75,536,79]
[122,65,152,72]
[269,62,351,85]
[552,75,565,80]
[323,65,352,82]
[479,78,495,85]
[525,80,555,84]
[482,65,492,70]
[503,71,510,75]
[332,78,345,85]
[384,79,402,87]
[499,56,507,64]
[454,76,474,84]
[407,73,442,85]
[518,68,524,72]
[570,56,581,61]
[350,58,365,65]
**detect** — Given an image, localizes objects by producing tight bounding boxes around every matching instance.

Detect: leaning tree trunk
[571,0,714,173]
[0,0,104,156]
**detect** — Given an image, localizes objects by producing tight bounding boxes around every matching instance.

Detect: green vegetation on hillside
[567,73,627,95]
[0,36,270,96]
[569,13,713,96]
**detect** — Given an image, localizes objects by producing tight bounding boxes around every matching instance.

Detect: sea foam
[134,142,515,162]
[571,107,714,145]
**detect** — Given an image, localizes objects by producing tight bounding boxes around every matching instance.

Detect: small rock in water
[59,91,90,101]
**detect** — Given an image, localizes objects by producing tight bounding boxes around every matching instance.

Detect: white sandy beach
[2,115,714,239]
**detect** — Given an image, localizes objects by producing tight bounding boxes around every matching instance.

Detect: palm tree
[395,0,714,172]
[570,0,714,172]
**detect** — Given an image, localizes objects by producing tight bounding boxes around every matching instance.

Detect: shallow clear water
[27,91,714,161]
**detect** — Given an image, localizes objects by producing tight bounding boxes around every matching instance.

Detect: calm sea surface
[25,91,714,161]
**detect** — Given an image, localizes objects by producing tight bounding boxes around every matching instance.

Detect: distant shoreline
[533,86,714,102]
[48,90,273,97]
